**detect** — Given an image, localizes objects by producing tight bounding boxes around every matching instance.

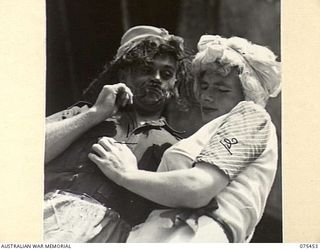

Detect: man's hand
[90,83,133,121]
[45,84,132,163]
[88,137,138,185]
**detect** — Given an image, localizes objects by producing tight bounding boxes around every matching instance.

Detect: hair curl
[82,37,194,111]
[192,35,281,107]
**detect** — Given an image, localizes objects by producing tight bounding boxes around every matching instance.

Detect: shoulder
[220,101,272,141]
[196,101,273,180]
[227,101,271,124]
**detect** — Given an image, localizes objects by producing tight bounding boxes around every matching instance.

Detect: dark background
[46,0,281,242]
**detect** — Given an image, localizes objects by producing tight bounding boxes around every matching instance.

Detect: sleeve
[195,101,271,180]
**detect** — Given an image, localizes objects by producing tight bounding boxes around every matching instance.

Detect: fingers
[100,136,115,145]
[115,90,128,108]
[99,83,133,109]
[88,153,109,175]
[114,83,133,96]
[101,137,132,153]
[88,153,101,165]
[90,137,129,167]
[92,143,108,157]
[96,137,120,153]
[123,85,133,104]
[114,83,133,106]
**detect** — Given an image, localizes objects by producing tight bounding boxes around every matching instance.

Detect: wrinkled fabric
[44,191,130,243]
[153,101,278,242]
[45,109,181,242]
[159,198,218,233]
[196,101,270,180]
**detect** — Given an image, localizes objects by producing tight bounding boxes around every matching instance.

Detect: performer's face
[123,54,177,115]
[197,68,244,123]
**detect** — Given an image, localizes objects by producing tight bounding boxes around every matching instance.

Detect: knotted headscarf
[193,35,281,106]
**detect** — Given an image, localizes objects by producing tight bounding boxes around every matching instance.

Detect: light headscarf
[115,25,184,63]
[192,35,281,107]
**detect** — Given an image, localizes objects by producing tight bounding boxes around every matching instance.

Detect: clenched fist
[90,83,133,121]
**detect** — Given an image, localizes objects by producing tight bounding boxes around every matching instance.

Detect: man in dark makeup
[44,26,190,242]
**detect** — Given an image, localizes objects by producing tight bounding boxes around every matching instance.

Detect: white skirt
[127,209,229,243]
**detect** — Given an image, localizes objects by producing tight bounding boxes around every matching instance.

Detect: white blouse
[157,101,278,242]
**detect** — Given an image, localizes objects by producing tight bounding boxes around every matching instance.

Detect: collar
[114,112,184,137]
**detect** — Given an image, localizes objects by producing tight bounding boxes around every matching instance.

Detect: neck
[121,105,165,129]
[135,110,162,125]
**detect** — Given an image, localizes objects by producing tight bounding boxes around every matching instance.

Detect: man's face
[197,68,244,123]
[123,54,177,115]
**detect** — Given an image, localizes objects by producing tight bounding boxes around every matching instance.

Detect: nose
[154,70,161,81]
[200,92,215,104]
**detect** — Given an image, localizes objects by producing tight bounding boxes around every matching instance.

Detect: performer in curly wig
[44,26,192,243]
[90,35,281,243]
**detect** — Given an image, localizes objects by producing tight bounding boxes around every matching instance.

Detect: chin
[202,112,220,123]
[133,101,166,116]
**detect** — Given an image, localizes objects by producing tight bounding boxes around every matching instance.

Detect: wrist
[88,106,112,124]
[116,170,137,188]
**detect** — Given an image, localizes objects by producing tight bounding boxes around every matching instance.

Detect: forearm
[45,107,105,163]
[46,83,133,163]
[118,167,218,209]
[90,137,229,209]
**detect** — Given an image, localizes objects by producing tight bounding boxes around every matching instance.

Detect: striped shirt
[157,101,278,242]
[196,101,270,180]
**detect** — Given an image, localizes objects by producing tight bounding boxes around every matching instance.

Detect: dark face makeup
[124,54,177,115]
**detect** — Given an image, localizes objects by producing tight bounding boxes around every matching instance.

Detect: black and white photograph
[43,0,282,243]
[4,0,320,245]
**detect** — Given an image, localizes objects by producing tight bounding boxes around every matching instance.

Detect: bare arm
[45,84,133,163]
[45,105,89,124]
[119,163,228,208]
[45,108,104,163]
[89,137,229,208]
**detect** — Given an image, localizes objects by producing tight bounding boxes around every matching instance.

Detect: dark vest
[45,117,181,226]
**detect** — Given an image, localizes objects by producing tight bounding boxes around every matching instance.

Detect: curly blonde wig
[192,35,281,107]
